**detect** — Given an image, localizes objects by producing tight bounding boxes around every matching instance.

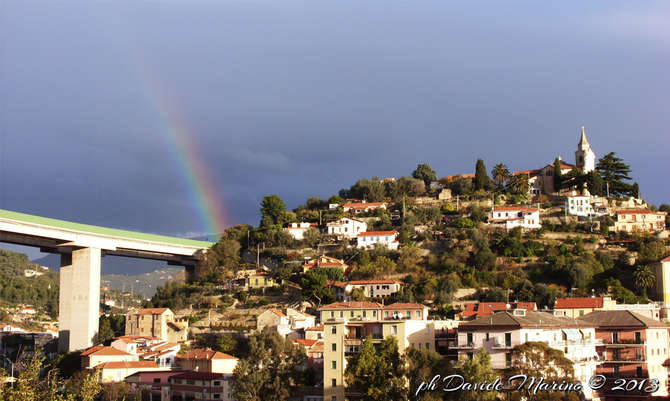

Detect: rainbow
[135,61,228,239]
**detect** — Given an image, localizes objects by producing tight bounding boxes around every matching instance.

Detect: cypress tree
[474,159,490,190]
[553,157,563,193]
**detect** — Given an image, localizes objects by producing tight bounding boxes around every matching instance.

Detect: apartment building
[125,308,188,343]
[319,301,455,401]
[613,209,667,233]
[455,310,600,400]
[168,372,235,401]
[578,310,670,400]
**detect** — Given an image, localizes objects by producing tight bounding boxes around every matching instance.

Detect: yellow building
[613,209,667,233]
[319,301,454,401]
[245,272,277,289]
[124,308,188,343]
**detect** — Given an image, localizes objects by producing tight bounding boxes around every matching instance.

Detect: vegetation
[596,152,633,197]
[345,336,407,401]
[0,250,59,318]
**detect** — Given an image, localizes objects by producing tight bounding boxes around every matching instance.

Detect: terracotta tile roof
[271,309,286,317]
[358,230,397,237]
[459,302,536,318]
[460,311,591,330]
[97,361,158,369]
[132,308,169,315]
[177,348,238,360]
[293,339,318,347]
[554,297,604,309]
[615,209,659,215]
[153,342,179,351]
[81,344,106,356]
[306,325,324,331]
[512,169,539,176]
[578,310,666,328]
[348,280,396,285]
[383,303,426,310]
[492,206,539,212]
[343,202,385,208]
[663,256,670,263]
[311,341,324,352]
[319,301,383,310]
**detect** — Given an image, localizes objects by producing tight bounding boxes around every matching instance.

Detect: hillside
[101,267,184,298]
[0,249,59,317]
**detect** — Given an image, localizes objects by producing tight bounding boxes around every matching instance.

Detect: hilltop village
[2,128,670,401]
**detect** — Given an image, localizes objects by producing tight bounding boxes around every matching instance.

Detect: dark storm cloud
[1,0,669,272]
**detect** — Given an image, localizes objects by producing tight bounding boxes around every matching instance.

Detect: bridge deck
[0,209,214,248]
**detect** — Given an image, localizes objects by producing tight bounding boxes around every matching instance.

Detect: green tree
[474,159,490,191]
[412,163,437,188]
[632,182,640,198]
[507,174,530,195]
[303,228,321,248]
[507,342,579,401]
[457,348,497,401]
[260,195,286,226]
[553,157,563,193]
[232,329,306,401]
[633,264,655,297]
[491,163,510,191]
[300,269,337,307]
[345,336,407,401]
[195,333,238,354]
[597,152,633,197]
[93,318,115,345]
[586,170,604,196]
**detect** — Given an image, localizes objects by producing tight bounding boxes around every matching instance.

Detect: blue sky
[1,1,668,270]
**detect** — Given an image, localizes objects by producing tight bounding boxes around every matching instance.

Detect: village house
[81,345,138,369]
[305,325,324,341]
[124,371,182,401]
[168,371,235,401]
[455,301,537,320]
[140,342,181,367]
[283,222,319,240]
[125,308,189,343]
[566,195,594,217]
[292,338,324,367]
[257,308,316,338]
[302,255,349,273]
[487,206,541,231]
[578,310,670,400]
[342,201,386,214]
[175,348,239,374]
[554,297,617,319]
[245,271,278,289]
[330,280,401,301]
[612,209,667,233]
[356,230,399,250]
[97,361,162,383]
[326,217,367,239]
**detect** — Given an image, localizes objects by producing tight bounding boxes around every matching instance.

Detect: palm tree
[491,163,510,191]
[633,264,655,297]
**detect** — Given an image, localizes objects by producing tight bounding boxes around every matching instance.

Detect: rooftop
[554,297,605,309]
[177,348,238,360]
[97,361,158,369]
[577,310,666,328]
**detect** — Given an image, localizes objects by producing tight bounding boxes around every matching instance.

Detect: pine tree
[596,152,633,197]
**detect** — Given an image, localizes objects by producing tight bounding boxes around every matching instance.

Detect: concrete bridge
[0,209,213,352]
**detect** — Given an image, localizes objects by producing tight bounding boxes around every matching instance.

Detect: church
[516,126,597,196]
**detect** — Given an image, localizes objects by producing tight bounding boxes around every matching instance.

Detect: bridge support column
[58,247,101,352]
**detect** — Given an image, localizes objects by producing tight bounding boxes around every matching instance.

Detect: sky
[1,1,669,272]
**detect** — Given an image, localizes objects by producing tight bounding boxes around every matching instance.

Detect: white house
[331,280,401,301]
[488,206,541,231]
[356,230,399,250]
[326,217,367,239]
[283,222,318,240]
[343,201,387,214]
[566,195,593,217]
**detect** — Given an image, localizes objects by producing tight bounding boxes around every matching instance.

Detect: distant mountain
[101,267,184,298]
[33,253,173,275]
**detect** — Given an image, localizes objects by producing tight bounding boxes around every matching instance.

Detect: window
[363,310,366,317]
[505,353,512,367]
[392,325,398,335]
[426,343,430,350]
[416,311,421,318]
[385,311,389,318]
[213,381,221,386]
[332,378,337,387]
[331,361,337,369]
[505,333,512,347]
[418,343,422,349]
[330,311,334,318]
[636,366,643,377]
[467,333,473,344]
[332,343,336,352]
[372,311,377,317]
[213,395,220,399]
[153,378,160,383]
[339,311,343,318]
[350,311,354,317]
[485,333,490,341]
[331,326,337,334]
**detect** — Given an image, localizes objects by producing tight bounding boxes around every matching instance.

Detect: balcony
[449,341,475,349]
[491,341,513,349]
[602,339,645,347]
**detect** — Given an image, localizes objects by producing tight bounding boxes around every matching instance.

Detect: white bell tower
[575,126,596,173]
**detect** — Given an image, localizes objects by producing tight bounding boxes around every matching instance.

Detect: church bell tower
[575,126,596,173]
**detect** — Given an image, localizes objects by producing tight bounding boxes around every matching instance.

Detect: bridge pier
[58,247,101,353]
